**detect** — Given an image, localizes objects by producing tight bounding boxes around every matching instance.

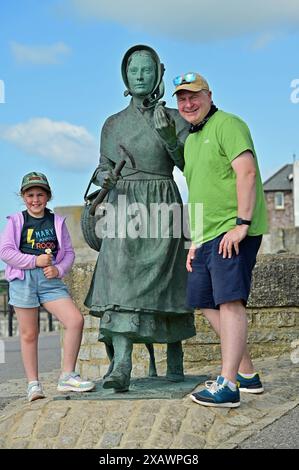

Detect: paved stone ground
[0,354,298,449]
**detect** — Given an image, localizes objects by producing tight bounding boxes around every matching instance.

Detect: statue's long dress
[85,100,196,343]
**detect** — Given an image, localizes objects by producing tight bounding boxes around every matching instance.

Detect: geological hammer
[89,145,136,216]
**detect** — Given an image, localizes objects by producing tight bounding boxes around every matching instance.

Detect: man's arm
[218,151,256,258]
[232,151,256,220]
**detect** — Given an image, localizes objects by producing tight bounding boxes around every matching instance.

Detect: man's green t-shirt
[183,110,268,245]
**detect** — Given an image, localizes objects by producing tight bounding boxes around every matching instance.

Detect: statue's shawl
[100,100,189,176]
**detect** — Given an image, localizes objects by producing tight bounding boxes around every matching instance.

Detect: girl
[0,172,94,401]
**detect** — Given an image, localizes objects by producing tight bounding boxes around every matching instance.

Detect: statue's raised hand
[154,102,177,149]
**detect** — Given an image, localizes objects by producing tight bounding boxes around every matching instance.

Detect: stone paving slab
[0,354,298,449]
[53,375,208,401]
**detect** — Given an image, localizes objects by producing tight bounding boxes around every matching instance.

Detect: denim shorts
[9,268,70,308]
[187,234,262,310]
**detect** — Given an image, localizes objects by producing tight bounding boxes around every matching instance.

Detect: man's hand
[154,103,177,149]
[186,246,196,272]
[218,226,249,258]
[36,253,52,268]
[43,266,59,279]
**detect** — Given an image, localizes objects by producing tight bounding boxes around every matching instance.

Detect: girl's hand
[43,265,59,279]
[36,254,53,267]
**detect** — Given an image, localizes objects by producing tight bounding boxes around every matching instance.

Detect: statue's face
[126,52,156,97]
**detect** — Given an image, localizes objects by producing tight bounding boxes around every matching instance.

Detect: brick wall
[265,191,294,230]
[64,254,299,379]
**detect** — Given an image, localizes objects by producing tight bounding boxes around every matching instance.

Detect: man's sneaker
[57,372,95,392]
[236,372,264,394]
[27,381,45,402]
[190,376,240,408]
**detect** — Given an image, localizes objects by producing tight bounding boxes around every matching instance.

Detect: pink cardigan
[0,212,75,281]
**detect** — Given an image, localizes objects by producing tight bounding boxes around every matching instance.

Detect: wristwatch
[236,217,251,226]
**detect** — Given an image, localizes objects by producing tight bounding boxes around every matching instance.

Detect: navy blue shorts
[187,234,262,309]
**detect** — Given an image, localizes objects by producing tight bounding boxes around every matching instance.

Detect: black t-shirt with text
[20,208,58,257]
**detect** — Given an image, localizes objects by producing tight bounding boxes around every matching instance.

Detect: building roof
[263,164,293,191]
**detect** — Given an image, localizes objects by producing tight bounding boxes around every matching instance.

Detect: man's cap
[20,172,51,193]
[172,72,209,96]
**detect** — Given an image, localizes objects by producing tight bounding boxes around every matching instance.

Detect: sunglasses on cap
[173,73,197,86]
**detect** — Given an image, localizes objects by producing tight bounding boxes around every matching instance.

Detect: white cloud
[10,41,71,65]
[251,32,281,50]
[0,118,98,170]
[68,0,299,43]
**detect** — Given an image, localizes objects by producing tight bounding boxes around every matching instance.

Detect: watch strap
[236,217,251,226]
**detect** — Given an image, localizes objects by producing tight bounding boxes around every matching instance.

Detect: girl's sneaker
[27,381,45,402]
[57,372,95,392]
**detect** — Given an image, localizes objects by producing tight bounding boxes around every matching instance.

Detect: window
[275,192,284,209]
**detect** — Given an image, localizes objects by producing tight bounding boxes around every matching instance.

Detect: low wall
[0,310,59,337]
[54,206,98,264]
[64,254,299,380]
[260,227,299,255]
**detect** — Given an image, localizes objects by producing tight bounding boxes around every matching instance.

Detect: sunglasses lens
[184,73,196,83]
[173,76,183,86]
[173,73,197,87]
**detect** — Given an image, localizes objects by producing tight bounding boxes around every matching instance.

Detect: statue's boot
[166,341,184,382]
[145,343,157,377]
[103,342,114,379]
[102,335,132,392]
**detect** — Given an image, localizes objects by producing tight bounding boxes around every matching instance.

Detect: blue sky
[1,0,299,237]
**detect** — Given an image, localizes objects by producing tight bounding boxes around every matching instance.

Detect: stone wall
[64,254,299,380]
[0,310,59,337]
[54,206,98,264]
[260,227,299,255]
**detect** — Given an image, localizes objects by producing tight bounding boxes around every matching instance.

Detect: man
[171,72,268,408]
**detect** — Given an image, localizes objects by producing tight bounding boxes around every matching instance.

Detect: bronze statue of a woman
[85,45,196,392]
